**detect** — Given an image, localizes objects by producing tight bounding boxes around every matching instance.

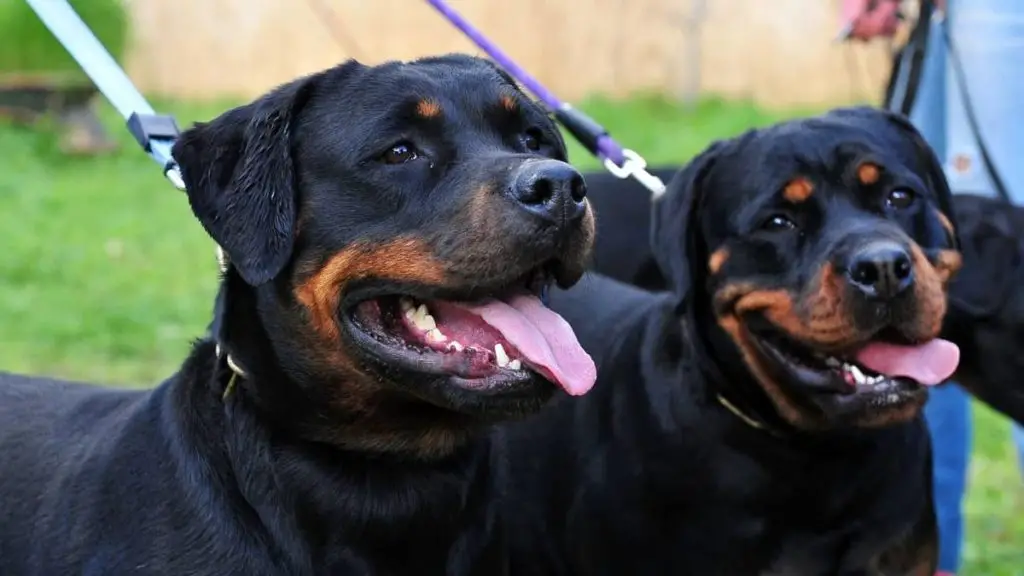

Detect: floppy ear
[171,73,320,286]
[649,141,727,305]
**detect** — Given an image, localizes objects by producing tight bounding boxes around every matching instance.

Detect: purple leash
[424,0,667,197]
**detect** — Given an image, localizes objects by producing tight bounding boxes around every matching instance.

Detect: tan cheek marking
[708,247,729,275]
[294,238,448,341]
[716,314,811,428]
[909,243,950,339]
[933,249,963,284]
[857,162,880,185]
[721,264,860,347]
[935,210,955,237]
[416,99,442,118]
[783,177,814,203]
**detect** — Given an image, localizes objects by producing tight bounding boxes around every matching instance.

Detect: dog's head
[172,55,596,457]
[652,107,962,430]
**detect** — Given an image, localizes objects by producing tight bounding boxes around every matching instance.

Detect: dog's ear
[171,73,321,286]
[650,142,727,304]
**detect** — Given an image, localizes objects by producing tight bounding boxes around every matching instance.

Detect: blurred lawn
[0,95,1020,573]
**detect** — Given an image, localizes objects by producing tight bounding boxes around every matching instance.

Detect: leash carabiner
[423,0,667,198]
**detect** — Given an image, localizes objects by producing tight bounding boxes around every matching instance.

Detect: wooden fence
[124,0,896,108]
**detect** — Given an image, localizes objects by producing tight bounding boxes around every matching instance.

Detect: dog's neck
[208,270,481,458]
[169,341,498,572]
[682,296,789,432]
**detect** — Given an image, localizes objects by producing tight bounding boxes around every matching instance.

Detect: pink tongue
[854,339,960,386]
[449,295,597,396]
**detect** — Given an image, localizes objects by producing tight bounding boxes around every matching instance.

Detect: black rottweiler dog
[583,166,1024,425]
[0,54,598,575]
[498,107,962,574]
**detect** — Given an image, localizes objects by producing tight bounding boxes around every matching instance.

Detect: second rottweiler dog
[497,107,962,574]
[0,54,597,575]
[582,167,1024,424]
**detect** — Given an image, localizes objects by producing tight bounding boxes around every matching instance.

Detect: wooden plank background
[124,0,897,107]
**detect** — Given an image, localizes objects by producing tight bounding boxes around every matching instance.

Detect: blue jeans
[924,383,972,572]
[1014,421,1024,475]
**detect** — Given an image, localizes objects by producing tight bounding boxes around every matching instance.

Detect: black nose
[509,159,587,225]
[845,241,915,300]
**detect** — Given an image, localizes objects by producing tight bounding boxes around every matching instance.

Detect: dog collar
[214,343,247,400]
[715,393,780,436]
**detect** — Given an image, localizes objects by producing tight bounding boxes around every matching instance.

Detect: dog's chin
[741,318,928,427]
[337,270,569,420]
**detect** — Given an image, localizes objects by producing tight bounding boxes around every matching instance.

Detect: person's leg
[924,383,972,574]
[1012,422,1024,478]
[904,7,974,574]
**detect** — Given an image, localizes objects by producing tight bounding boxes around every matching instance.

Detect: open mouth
[346,267,596,396]
[748,322,960,404]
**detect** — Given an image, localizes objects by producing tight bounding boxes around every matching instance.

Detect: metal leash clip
[602,149,668,198]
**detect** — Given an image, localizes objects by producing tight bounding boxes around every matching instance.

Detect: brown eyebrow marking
[783,177,813,203]
[499,93,518,112]
[857,162,880,185]
[416,99,442,118]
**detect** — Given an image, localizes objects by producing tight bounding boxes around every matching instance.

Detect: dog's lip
[339,301,542,388]
[335,266,559,389]
[745,321,924,398]
[339,263,558,309]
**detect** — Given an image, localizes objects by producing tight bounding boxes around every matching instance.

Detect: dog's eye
[521,130,543,152]
[762,214,797,231]
[885,188,915,210]
[380,142,419,165]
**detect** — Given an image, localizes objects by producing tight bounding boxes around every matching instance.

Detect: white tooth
[508,359,522,370]
[426,328,446,343]
[887,393,900,403]
[411,304,437,331]
[869,375,884,385]
[825,357,841,368]
[400,297,415,311]
[447,341,464,352]
[494,343,510,367]
[848,364,867,385]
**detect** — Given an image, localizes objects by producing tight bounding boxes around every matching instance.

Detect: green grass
[0,0,128,74]
[0,94,1020,573]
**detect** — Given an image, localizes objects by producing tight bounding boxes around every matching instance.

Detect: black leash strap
[884,2,1011,204]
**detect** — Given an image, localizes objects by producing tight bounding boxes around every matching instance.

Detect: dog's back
[0,373,160,573]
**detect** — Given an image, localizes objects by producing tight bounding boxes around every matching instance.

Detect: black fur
[497,107,956,574]
[0,54,596,575]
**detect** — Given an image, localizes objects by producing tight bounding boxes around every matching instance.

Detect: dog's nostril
[524,177,555,205]
[570,174,587,203]
[850,260,880,287]
[893,253,912,280]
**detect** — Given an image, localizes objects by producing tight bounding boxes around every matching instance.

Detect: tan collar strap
[214,343,246,400]
[716,393,772,433]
